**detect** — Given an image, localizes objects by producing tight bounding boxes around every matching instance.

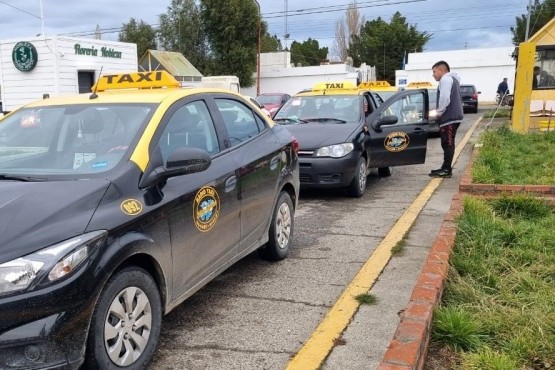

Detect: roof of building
[138,50,202,78]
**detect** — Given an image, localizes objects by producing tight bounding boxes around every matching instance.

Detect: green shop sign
[74,44,122,59]
[12,41,38,72]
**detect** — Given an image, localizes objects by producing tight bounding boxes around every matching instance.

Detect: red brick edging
[377,193,464,370]
[459,147,555,195]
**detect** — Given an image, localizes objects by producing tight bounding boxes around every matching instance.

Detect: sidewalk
[319,119,483,370]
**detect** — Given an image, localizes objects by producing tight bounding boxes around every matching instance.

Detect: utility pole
[525,0,533,41]
[254,0,261,95]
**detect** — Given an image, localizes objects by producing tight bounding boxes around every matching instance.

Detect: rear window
[460,86,476,94]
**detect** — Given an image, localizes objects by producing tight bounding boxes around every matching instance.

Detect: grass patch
[429,195,555,369]
[355,293,378,305]
[482,109,512,118]
[471,125,555,185]
[391,238,407,255]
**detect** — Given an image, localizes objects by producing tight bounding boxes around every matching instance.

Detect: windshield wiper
[303,118,347,124]
[0,174,47,182]
[274,117,309,124]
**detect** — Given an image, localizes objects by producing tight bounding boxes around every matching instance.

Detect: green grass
[471,125,555,185]
[355,293,378,305]
[430,195,555,369]
[391,238,406,255]
[482,109,512,118]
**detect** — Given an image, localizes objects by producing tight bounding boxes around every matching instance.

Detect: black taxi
[273,81,430,197]
[0,71,299,369]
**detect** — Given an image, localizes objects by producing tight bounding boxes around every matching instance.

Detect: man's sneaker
[429,169,452,178]
[429,168,443,175]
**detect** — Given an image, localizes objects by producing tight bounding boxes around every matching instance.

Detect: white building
[243,52,375,97]
[0,36,137,112]
[395,47,516,103]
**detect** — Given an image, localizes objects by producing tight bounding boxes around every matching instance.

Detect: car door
[153,98,242,299]
[211,96,282,254]
[366,89,429,167]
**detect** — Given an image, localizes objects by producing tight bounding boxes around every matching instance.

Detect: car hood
[283,123,359,149]
[0,179,110,263]
[262,103,281,110]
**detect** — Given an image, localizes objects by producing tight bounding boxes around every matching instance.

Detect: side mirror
[140,147,211,189]
[372,115,398,131]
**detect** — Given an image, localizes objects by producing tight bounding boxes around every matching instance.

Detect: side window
[381,94,422,125]
[159,101,220,162]
[215,98,261,147]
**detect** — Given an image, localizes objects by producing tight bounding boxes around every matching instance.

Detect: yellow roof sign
[407,81,434,88]
[311,81,358,91]
[92,71,181,92]
[358,81,391,88]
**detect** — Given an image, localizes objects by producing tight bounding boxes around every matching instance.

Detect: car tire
[259,191,294,261]
[378,166,391,177]
[347,157,367,198]
[85,267,162,370]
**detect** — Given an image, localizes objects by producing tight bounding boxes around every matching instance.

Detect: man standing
[497,77,509,95]
[429,60,463,178]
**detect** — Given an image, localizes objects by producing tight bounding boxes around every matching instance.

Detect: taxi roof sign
[406,81,434,88]
[358,81,391,88]
[92,71,181,92]
[311,81,358,91]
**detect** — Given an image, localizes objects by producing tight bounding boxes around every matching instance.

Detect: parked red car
[256,93,291,117]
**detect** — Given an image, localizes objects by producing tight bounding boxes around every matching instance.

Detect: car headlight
[316,143,354,158]
[429,109,437,117]
[0,230,107,296]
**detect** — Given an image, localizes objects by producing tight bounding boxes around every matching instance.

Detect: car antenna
[89,67,103,100]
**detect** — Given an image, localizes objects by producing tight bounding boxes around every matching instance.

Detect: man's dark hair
[432,60,450,72]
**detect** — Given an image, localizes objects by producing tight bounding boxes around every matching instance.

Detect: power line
[0,0,40,19]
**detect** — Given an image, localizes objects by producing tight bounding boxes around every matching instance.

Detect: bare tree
[333,1,365,62]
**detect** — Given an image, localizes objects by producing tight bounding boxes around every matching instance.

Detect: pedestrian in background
[429,60,463,178]
[497,77,509,95]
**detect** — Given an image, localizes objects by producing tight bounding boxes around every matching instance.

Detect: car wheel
[347,157,367,198]
[86,267,162,370]
[378,166,391,177]
[473,104,478,113]
[259,191,294,261]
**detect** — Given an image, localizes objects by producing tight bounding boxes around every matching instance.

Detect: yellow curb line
[285,117,483,370]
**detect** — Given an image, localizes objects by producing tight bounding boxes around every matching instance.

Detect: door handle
[413,127,426,135]
[270,155,280,170]
[225,176,237,193]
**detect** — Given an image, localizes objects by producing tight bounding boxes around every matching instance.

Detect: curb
[376,193,464,370]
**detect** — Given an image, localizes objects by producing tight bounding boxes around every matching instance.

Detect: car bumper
[0,261,106,369]
[462,101,478,109]
[298,152,359,188]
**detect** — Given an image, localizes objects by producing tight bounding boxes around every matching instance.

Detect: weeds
[472,126,555,185]
[429,195,555,368]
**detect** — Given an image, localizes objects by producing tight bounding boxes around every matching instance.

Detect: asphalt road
[149,113,480,370]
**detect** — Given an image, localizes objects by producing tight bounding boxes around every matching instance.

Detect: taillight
[291,135,299,154]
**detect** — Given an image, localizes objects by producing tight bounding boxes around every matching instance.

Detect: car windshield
[0,103,155,179]
[460,86,475,94]
[256,94,283,105]
[273,95,360,125]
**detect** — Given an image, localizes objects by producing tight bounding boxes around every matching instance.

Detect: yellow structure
[512,18,555,132]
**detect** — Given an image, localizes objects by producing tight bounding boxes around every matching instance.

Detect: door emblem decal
[384,132,410,152]
[194,186,220,232]
[121,199,143,216]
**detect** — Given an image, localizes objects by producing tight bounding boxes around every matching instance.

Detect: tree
[158,0,211,72]
[348,12,430,83]
[200,0,260,87]
[333,1,365,62]
[290,38,328,67]
[118,18,157,59]
[511,0,555,44]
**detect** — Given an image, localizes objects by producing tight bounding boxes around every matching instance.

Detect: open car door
[366,89,429,167]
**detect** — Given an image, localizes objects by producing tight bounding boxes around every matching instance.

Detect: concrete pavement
[288,117,484,370]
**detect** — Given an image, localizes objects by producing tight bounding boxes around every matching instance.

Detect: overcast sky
[0,0,529,57]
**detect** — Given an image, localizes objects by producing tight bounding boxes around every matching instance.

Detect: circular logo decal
[194,186,220,232]
[12,42,38,72]
[121,199,143,216]
[384,132,410,152]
